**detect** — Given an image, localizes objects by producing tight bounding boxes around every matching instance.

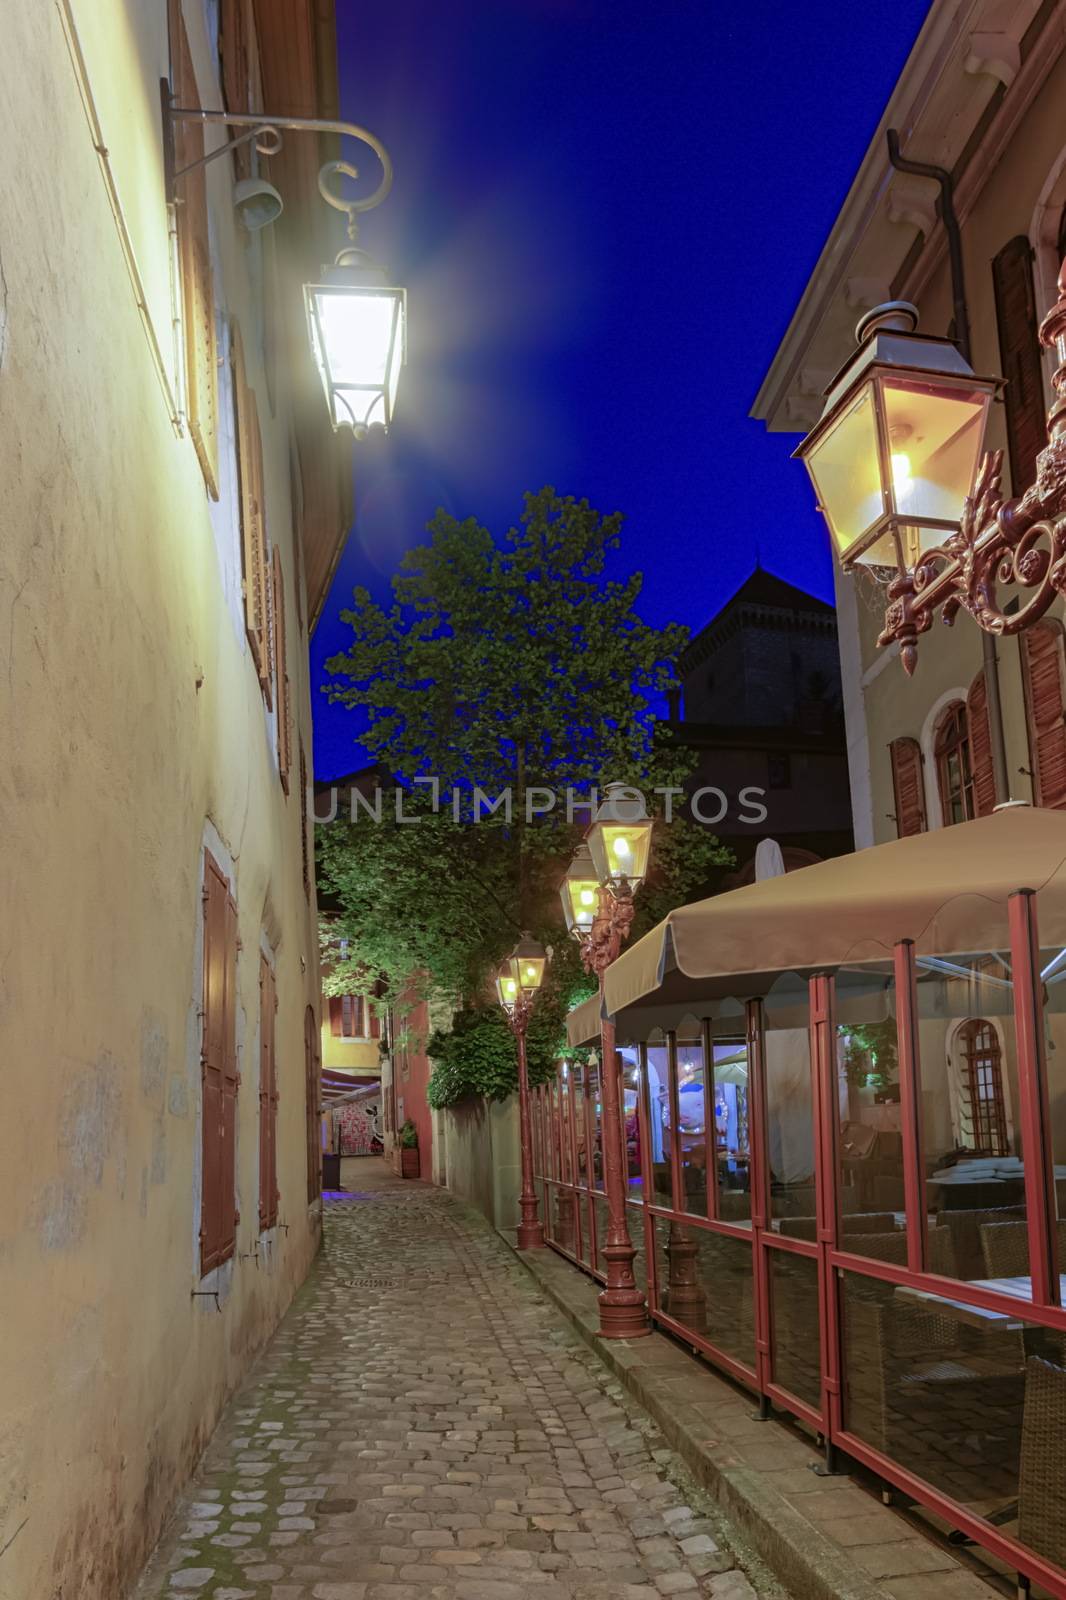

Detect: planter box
[393,1146,420,1180]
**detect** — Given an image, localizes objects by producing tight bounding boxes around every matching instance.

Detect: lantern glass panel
[519,955,547,993]
[496,959,519,1011]
[803,384,883,558]
[590,821,652,887]
[306,285,405,431]
[882,378,989,563]
[562,876,599,936]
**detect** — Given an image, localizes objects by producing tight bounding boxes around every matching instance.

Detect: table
[894,1276,1066,1330]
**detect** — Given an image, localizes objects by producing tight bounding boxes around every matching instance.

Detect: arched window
[934,702,974,824]
[956,1019,1009,1157]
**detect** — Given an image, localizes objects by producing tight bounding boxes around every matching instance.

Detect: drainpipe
[886,131,1011,806]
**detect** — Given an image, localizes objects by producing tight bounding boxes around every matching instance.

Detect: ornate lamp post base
[517,1217,546,1250]
[598,1239,651,1338]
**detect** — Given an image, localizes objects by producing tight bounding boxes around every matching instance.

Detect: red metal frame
[533,929,1066,1596]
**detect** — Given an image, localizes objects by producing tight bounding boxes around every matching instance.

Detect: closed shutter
[369,1006,380,1041]
[220,0,252,180]
[305,1006,321,1201]
[232,325,270,689]
[1021,621,1066,808]
[992,236,1046,496]
[258,955,278,1229]
[328,996,343,1037]
[967,671,997,818]
[300,746,311,897]
[888,737,926,837]
[170,1,220,499]
[272,547,292,792]
[201,854,238,1271]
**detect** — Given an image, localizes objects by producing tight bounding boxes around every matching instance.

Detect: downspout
[886,131,1011,806]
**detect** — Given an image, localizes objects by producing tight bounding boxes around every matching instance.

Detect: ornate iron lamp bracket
[881,261,1066,674]
[161,82,392,236]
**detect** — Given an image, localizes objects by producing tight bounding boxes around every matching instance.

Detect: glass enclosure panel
[1040,944,1066,1285]
[804,384,882,555]
[834,963,907,1261]
[840,1270,1065,1572]
[646,1037,674,1207]
[587,1060,605,1192]
[769,1249,821,1411]
[764,974,816,1227]
[653,1218,755,1365]
[915,952,1028,1290]
[572,1069,588,1192]
[559,1071,574,1185]
[620,1047,644,1196]
[676,1025,709,1217]
[713,1038,752,1224]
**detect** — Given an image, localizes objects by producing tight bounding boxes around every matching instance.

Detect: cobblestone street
[134,1161,777,1600]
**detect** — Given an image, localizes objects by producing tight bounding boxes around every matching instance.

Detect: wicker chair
[937,1204,1026,1283]
[1018,1355,1066,1574]
[980,1219,1066,1280]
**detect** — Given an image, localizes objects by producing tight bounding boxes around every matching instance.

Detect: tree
[318,487,733,1095]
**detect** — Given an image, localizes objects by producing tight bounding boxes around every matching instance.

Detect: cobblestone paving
[135,1163,776,1600]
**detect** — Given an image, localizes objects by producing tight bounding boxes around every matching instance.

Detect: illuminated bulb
[612,836,632,861]
[891,452,912,491]
[579,888,595,907]
[525,966,536,979]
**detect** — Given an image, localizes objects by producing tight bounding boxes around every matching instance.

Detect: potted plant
[394,1119,420,1180]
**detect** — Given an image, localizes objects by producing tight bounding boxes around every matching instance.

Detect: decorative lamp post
[569,783,653,1338]
[496,935,549,1250]
[795,258,1066,675]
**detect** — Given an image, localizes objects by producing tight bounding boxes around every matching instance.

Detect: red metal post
[595,996,651,1336]
[893,940,928,1275]
[811,974,843,1446]
[513,1009,545,1250]
[746,999,774,1400]
[1008,889,1060,1306]
[702,1019,718,1221]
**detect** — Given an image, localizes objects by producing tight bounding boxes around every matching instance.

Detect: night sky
[312,0,931,781]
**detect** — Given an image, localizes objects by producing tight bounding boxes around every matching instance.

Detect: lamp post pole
[507,993,545,1250]
[580,889,650,1338]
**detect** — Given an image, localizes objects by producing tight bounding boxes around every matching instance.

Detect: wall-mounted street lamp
[496,935,550,1250]
[794,258,1066,675]
[162,87,405,438]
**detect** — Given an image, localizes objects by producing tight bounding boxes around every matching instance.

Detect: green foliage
[318,486,735,1066]
[398,1119,418,1149]
[839,1021,898,1090]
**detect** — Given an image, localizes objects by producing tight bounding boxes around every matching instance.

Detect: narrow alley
[133,1162,773,1600]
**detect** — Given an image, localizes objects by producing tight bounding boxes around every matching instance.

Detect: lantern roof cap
[590,782,649,827]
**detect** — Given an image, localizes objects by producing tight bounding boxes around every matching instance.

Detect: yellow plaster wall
[854,49,1066,844]
[0,4,324,1595]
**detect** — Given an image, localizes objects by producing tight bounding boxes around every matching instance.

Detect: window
[201,853,238,1272]
[272,547,291,792]
[934,702,974,825]
[1021,620,1066,809]
[305,1006,321,1202]
[169,0,220,499]
[232,323,271,701]
[957,1019,1010,1157]
[888,736,926,836]
[934,677,996,826]
[330,995,364,1038]
[258,953,278,1229]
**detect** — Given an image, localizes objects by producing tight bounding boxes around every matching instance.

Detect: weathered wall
[442,1097,522,1230]
[0,3,323,1596]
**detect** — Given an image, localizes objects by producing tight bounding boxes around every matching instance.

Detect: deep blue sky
[312,0,931,780]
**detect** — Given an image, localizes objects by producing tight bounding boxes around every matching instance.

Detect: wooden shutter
[1021,621,1066,809]
[888,737,926,837]
[967,670,997,818]
[305,1006,321,1201]
[170,1,220,499]
[201,854,238,1271]
[232,326,270,690]
[272,547,291,792]
[369,1006,380,1041]
[258,955,279,1229]
[328,996,343,1037]
[220,0,252,179]
[300,746,311,897]
[992,236,1046,496]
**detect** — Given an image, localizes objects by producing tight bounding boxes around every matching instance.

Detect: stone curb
[501,1231,996,1600]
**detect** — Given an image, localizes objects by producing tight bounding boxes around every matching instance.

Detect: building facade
[672,569,853,876]
[754,0,1066,855]
[0,3,351,1595]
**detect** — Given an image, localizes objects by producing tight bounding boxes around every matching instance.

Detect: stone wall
[441,1097,522,1230]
